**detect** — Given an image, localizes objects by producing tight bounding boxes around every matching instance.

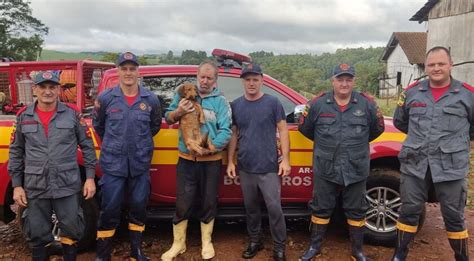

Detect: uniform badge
[124,52,134,59]
[339,63,350,70]
[10,120,17,144]
[139,103,147,111]
[353,110,365,117]
[302,104,309,117]
[397,92,406,107]
[42,72,53,79]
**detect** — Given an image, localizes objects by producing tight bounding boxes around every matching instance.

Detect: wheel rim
[365,186,401,234]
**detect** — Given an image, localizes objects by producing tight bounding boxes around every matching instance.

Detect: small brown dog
[177,82,216,156]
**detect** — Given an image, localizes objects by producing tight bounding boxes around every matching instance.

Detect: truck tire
[17,196,99,253]
[364,169,426,246]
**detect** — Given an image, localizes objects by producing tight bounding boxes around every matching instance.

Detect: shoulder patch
[360,92,375,102]
[404,80,419,91]
[15,106,27,116]
[462,82,474,92]
[65,102,81,113]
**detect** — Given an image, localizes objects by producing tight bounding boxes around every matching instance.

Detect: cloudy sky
[30,0,428,55]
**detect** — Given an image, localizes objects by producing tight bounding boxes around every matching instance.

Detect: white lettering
[282,176,292,186]
[222,174,313,187]
[298,167,312,174]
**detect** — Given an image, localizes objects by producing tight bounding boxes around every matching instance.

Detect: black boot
[349,225,370,261]
[95,237,113,261]
[130,231,150,261]
[62,244,77,261]
[391,230,415,261]
[448,238,469,261]
[273,249,286,261]
[31,245,50,261]
[242,240,264,259]
[299,223,327,261]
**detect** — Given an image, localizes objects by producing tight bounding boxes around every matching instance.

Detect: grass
[38,50,103,61]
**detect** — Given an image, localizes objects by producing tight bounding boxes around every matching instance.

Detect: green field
[38,50,103,61]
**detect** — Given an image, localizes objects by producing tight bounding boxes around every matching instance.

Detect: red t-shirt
[339,104,348,112]
[125,94,138,106]
[35,107,56,137]
[430,84,450,102]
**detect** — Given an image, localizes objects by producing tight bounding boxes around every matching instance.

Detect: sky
[30,0,428,55]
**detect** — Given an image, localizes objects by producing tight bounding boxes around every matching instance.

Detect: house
[379,32,427,97]
[410,0,474,84]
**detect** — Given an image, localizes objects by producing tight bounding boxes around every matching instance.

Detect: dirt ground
[0,204,473,261]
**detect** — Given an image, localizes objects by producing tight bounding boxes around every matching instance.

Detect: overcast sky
[30,0,428,55]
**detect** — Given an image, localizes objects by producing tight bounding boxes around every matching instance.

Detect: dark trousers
[239,170,287,251]
[311,175,368,221]
[22,194,84,248]
[398,171,467,232]
[97,173,150,230]
[173,158,221,224]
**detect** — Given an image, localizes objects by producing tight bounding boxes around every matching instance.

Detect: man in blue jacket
[93,52,161,261]
[161,60,232,261]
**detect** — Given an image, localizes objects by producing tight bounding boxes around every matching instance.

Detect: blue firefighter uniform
[93,84,161,259]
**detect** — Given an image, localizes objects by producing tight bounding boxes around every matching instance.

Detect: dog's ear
[176,84,185,98]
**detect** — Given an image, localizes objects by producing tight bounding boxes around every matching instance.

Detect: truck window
[140,75,296,121]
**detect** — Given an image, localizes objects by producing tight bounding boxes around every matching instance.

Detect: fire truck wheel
[364,169,426,246]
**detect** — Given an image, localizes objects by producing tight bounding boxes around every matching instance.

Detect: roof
[410,0,439,23]
[380,32,427,65]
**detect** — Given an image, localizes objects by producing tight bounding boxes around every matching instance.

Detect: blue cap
[240,63,263,78]
[117,52,139,66]
[34,71,60,85]
[332,63,355,77]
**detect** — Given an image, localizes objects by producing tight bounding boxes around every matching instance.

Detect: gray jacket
[393,79,474,183]
[8,102,96,199]
[299,91,385,185]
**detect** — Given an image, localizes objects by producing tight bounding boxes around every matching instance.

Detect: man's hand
[83,178,96,200]
[278,159,291,177]
[13,187,27,207]
[175,99,195,119]
[226,162,237,179]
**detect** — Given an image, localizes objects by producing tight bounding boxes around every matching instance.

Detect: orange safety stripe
[447,230,469,239]
[347,219,365,227]
[97,229,116,239]
[129,223,145,232]
[60,237,76,245]
[311,215,330,225]
[396,222,417,233]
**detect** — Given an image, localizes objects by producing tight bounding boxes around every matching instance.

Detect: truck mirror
[294,104,305,124]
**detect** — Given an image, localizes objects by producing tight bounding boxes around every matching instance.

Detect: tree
[0,0,49,61]
[179,50,207,65]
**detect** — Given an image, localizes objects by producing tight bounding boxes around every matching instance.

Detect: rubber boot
[349,225,370,261]
[299,223,328,261]
[391,230,415,261]
[201,219,215,260]
[130,230,150,261]
[95,237,113,261]
[161,220,188,261]
[31,245,50,261]
[62,244,77,261]
[448,238,469,261]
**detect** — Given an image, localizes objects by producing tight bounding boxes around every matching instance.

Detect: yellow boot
[161,220,188,261]
[201,219,215,260]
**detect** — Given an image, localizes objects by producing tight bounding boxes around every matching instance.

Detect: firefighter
[161,60,232,261]
[392,46,473,261]
[8,71,97,261]
[298,63,384,261]
[93,52,162,261]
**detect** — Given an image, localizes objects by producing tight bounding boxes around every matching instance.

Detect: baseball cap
[332,63,355,77]
[117,52,139,66]
[240,63,263,78]
[34,71,60,85]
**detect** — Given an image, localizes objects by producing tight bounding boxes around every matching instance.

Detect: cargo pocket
[24,165,47,190]
[135,112,151,136]
[349,149,369,176]
[441,105,468,131]
[57,162,79,188]
[106,112,124,135]
[315,117,336,136]
[348,117,368,138]
[56,120,75,143]
[440,144,469,170]
[408,107,427,129]
[315,149,334,177]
